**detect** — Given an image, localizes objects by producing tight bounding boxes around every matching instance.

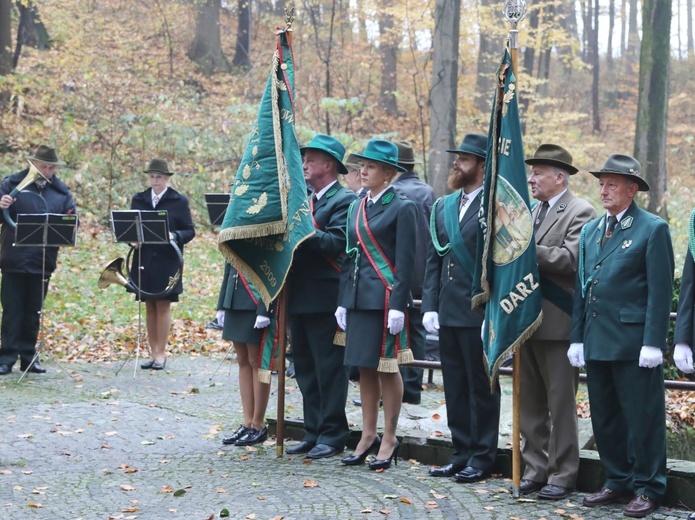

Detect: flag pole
[502,0,527,500]
[274,3,295,459]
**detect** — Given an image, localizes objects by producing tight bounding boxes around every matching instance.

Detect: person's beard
[447,168,467,191]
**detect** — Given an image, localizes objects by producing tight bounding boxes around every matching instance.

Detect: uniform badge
[382,192,395,205]
[326,188,337,198]
[621,240,632,249]
[556,203,567,213]
[620,216,633,230]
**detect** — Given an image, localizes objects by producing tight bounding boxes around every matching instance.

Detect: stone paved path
[0,356,689,519]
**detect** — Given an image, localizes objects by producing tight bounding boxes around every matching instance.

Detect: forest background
[1,0,695,442]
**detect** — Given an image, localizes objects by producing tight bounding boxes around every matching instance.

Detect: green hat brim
[299,145,348,175]
[351,152,407,172]
[525,157,579,175]
[589,170,650,191]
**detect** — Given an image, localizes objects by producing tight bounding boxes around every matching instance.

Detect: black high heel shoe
[341,436,381,466]
[369,440,399,470]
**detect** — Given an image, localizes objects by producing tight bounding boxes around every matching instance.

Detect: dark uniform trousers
[401,308,425,403]
[290,313,349,448]
[439,326,500,471]
[0,273,49,367]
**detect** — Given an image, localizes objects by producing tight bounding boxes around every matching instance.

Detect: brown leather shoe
[582,487,633,507]
[623,494,659,518]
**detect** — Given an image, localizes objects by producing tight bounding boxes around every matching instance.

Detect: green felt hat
[352,139,407,172]
[143,158,174,175]
[300,134,348,174]
[590,154,649,191]
[27,145,65,166]
[447,134,488,160]
[525,144,578,175]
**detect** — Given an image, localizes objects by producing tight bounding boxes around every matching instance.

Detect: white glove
[254,315,271,329]
[387,309,405,335]
[674,343,695,373]
[216,310,225,327]
[423,311,440,334]
[567,343,585,368]
[638,346,663,368]
[335,306,347,331]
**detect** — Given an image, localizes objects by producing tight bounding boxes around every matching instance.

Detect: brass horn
[2,160,50,228]
[97,241,183,299]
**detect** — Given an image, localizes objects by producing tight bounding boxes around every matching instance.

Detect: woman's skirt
[344,309,385,369]
[222,309,263,344]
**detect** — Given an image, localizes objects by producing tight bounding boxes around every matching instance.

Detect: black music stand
[204,193,230,227]
[14,213,78,382]
[110,210,170,376]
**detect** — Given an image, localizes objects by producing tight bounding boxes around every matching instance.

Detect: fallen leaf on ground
[119,485,136,491]
[303,480,319,488]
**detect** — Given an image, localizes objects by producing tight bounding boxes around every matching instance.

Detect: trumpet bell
[98,257,129,289]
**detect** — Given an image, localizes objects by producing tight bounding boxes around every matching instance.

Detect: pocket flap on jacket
[619,310,646,323]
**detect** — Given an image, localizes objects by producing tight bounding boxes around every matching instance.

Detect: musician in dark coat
[337,139,418,470]
[422,134,501,483]
[0,145,76,375]
[218,263,273,447]
[570,154,673,518]
[285,134,356,459]
[130,158,195,370]
[392,141,435,405]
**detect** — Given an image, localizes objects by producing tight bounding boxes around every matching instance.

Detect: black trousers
[400,307,425,403]
[0,272,50,367]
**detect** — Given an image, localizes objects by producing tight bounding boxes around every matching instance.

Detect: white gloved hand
[254,315,271,329]
[216,310,225,327]
[335,306,347,331]
[423,311,440,334]
[638,346,663,368]
[567,343,585,368]
[387,309,405,335]
[674,343,695,373]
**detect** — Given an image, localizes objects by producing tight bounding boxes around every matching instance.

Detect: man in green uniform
[570,154,673,518]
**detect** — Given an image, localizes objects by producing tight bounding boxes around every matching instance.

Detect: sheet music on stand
[14,213,78,247]
[110,210,170,245]
[204,193,230,227]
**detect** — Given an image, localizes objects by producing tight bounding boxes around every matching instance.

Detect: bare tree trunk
[634,0,671,217]
[428,0,460,197]
[607,0,615,66]
[557,0,579,73]
[232,0,252,70]
[688,0,694,57]
[589,0,601,131]
[627,0,640,61]
[621,0,628,55]
[304,0,337,133]
[522,7,539,76]
[0,0,11,75]
[379,0,398,116]
[187,0,231,75]
[475,0,500,113]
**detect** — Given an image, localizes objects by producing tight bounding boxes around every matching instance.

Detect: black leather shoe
[429,463,465,477]
[0,364,11,375]
[151,359,166,370]
[341,436,381,466]
[141,360,155,369]
[21,362,46,374]
[235,426,267,446]
[222,425,249,445]
[453,466,489,483]
[518,479,546,494]
[369,440,399,471]
[286,441,315,455]
[306,443,343,459]
[538,484,572,500]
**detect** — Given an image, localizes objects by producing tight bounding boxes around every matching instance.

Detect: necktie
[458,193,469,221]
[366,199,374,215]
[534,201,549,231]
[601,215,617,248]
[153,195,160,207]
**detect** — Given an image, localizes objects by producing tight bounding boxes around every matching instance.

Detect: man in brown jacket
[519,144,596,499]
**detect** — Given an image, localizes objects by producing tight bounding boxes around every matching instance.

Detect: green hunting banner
[218,28,314,307]
[472,47,543,385]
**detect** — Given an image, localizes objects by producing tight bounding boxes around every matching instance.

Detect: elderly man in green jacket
[569,154,673,518]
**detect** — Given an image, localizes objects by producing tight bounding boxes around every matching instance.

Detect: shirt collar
[546,189,567,209]
[314,180,338,201]
[152,187,168,203]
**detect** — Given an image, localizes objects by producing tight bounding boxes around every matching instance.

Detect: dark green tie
[601,215,617,248]
[534,201,549,231]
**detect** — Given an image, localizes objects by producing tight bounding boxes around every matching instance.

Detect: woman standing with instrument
[336,140,417,470]
[218,263,274,446]
[131,159,195,370]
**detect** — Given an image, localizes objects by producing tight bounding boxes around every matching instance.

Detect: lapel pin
[621,240,632,249]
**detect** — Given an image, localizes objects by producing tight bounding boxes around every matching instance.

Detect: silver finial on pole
[503,0,527,49]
